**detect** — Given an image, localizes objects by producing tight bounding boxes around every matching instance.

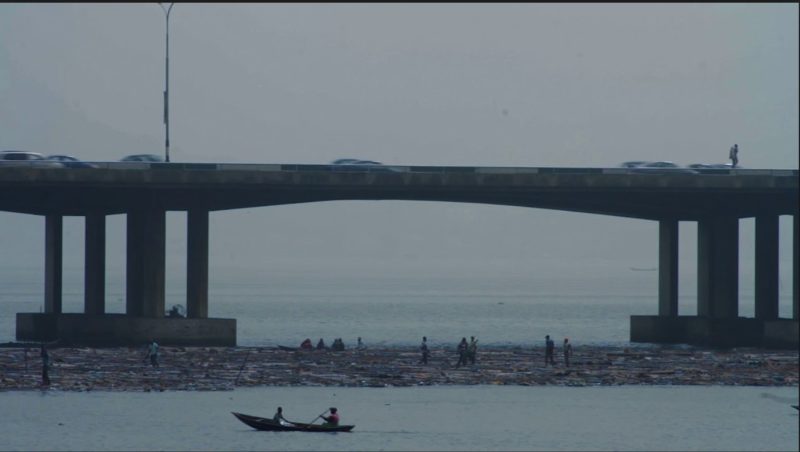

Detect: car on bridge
[120,154,165,162]
[0,150,64,167]
[628,161,697,174]
[620,160,651,168]
[330,158,395,171]
[47,154,98,168]
[688,163,737,169]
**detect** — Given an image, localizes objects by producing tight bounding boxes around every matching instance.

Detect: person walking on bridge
[729,144,739,168]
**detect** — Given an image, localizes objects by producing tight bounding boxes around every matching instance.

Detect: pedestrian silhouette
[545,335,556,366]
[419,336,430,365]
[729,144,739,168]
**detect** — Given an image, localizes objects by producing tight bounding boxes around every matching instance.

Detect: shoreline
[1,344,796,392]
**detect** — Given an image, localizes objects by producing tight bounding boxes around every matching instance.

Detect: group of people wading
[415,335,573,368]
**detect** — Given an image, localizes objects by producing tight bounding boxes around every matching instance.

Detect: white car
[0,150,63,167]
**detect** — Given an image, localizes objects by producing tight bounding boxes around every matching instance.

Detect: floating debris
[0,345,795,392]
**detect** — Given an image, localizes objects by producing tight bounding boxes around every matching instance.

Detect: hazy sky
[0,4,797,288]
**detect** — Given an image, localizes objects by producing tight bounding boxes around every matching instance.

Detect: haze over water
[1,4,798,451]
[0,262,795,347]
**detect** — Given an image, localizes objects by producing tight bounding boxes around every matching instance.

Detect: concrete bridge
[1,163,797,347]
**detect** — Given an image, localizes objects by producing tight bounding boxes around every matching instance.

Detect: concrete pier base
[16,313,236,346]
[763,320,799,349]
[630,315,798,349]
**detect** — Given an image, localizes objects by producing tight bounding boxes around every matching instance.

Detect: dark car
[121,154,165,162]
[619,160,651,168]
[0,150,63,167]
[330,158,394,172]
[47,154,97,168]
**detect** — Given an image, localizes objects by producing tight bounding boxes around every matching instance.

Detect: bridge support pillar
[187,209,209,319]
[84,213,106,315]
[631,216,797,348]
[658,219,679,316]
[794,214,799,320]
[126,209,166,318]
[44,214,63,314]
[697,217,738,318]
[754,215,779,320]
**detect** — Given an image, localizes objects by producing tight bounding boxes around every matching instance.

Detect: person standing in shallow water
[545,335,556,366]
[40,344,51,386]
[563,338,573,367]
[456,337,468,367]
[147,340,160,368]
[419,336,430,365]
[468,336,478,365]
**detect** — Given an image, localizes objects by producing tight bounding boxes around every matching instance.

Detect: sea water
[1,265,797,451]
[0,386,797,451]
[1,262,794,347]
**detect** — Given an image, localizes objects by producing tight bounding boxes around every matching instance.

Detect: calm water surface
[2,267,797,451]
[1,386,797,451]
[0,267,794,347]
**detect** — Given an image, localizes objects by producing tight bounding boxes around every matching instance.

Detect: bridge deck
[0,164,797,220]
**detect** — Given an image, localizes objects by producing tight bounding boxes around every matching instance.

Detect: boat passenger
[273,406,289,425]
[300,338,313,350]
[321,407,339,427]
[316,338,326,350]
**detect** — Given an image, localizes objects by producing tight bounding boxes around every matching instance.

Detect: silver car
[631,161,697,174]
[0,150,64,167]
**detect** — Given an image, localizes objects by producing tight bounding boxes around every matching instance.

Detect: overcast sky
[0,4,797,288]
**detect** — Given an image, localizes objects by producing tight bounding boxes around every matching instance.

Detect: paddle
[303,409,329,429]
[234,349,253,386]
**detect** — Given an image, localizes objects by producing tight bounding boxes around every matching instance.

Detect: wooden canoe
[232,412,354,432]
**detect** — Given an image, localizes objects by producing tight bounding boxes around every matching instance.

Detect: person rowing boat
[321,407,339,427]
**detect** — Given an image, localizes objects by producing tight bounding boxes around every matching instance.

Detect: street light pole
[160,2,174,163]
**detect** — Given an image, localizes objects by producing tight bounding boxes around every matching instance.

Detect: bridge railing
[1,161,797,177]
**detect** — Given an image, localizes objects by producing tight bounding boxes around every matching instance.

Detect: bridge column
[187,209,209,319]
[658,219,679,316]
[84,212,106,315]
[754,215,779,320]
[697,217,739,318]
[126,211,144,316]
[126,209,166,318]
[44,214,63,314]
[794,214,799,320]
